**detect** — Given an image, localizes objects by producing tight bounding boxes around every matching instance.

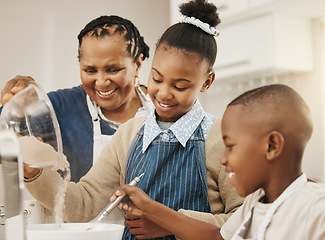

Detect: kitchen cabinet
[214,13,313,81]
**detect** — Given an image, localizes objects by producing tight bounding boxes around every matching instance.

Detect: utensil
[88,173,144,231]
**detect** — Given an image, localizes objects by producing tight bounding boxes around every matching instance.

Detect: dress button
[162,133,169,141]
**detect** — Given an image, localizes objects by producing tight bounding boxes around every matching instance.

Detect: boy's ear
[265,131,284,161]
[200,72,215,92]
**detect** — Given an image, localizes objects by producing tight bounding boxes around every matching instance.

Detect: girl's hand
[110,186,172,239]
[110,185,151,217]
[1,75,35,105]
[125,213,172,239]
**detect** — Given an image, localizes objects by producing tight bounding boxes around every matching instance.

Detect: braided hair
[156,0,220,72]
[77,15,149,63]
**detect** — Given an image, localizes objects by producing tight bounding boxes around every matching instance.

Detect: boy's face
[220,105,269,197]
[147,44,214,122]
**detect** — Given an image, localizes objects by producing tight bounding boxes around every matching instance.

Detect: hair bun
[179,0,221,27]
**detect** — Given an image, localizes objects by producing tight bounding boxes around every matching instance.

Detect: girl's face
[79,34,141,112]
[220,105,269,197]
[148,44,214,122]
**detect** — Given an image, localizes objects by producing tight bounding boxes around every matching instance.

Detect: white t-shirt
[221,182,325,240]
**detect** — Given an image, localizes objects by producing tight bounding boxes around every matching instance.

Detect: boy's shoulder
[242,181,325,206]
[297,181,325,205]
[275,182,325,238]
[221,184,325,239]
[228,182,325,219]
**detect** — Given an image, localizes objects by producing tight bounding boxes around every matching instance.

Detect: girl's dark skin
[111,185,223,240]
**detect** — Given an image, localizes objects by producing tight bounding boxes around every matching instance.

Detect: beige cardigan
[25,116,243,227]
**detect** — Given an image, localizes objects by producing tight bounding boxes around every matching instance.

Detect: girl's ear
[200,72,215,92]
[265,131,284,161]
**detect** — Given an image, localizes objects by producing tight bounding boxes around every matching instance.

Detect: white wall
[0,0,170,92]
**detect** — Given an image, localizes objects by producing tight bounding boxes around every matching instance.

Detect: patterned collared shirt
[142,100,215,152]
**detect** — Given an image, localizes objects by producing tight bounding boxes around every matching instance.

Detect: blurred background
[0,0,324,182]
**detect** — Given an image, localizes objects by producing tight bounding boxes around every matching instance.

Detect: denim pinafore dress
[122,122,211,240]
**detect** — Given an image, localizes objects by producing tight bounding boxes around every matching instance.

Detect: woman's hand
[1,75,35,105]
[23,165,41,179]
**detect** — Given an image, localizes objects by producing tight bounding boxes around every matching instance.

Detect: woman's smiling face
[148,44,213,122]
[79,34,141,112]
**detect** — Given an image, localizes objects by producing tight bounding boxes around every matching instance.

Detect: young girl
[24,0,243,239]
[1,15,152,182]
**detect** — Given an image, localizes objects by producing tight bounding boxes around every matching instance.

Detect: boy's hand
[1,75,35,105]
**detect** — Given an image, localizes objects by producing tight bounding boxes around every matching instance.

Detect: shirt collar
[143,100,205,152]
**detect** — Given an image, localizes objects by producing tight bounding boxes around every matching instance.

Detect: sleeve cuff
[24,168,43,183]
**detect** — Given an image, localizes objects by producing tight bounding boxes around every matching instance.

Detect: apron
[86,95,112,164]
[232,173,308,240]
[123,123,211,240]
[86,83,152,164]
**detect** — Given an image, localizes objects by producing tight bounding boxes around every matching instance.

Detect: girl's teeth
[99,89,115,96]
[228,172,235,178]
[160,102,172,108]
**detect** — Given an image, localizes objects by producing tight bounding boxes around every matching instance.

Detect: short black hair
[228,84,305,108]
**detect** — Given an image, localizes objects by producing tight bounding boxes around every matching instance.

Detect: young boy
[113,84,325,239]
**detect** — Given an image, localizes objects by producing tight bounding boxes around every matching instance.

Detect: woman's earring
[134,77,140,88]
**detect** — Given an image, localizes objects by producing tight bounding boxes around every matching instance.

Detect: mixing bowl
[26,223,124,240]
[0,82,64,170]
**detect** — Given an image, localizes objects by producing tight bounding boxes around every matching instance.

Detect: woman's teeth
[98,89,116,96]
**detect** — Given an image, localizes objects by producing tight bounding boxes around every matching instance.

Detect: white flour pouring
[18,136,66,170]
[19,136,71,225]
